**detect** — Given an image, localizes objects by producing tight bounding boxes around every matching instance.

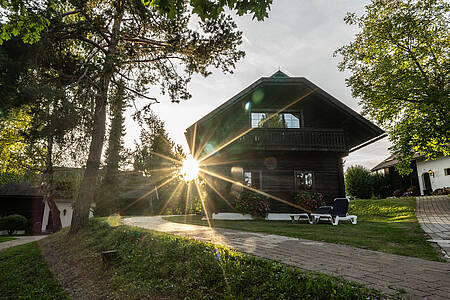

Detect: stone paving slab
[417,196,450,259]
[124,216,450,299]
[0,235,47,251]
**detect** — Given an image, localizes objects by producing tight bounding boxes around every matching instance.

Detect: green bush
[370,172,391,198]
[345,165,373,199]
[0,214,28,235]
[345,165,391,199]
[234,190,270,218]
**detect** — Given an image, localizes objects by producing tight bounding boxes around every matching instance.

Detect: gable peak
[270,70,289,78]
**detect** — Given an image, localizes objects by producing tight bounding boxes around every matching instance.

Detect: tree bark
[43,134,62,232]
[70,9,123,234]
[96,83,125,216]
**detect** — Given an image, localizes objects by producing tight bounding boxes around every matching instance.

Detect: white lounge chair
[290,213,312,224]
[311,198,357,226]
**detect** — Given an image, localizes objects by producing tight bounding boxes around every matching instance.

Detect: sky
[123,0,391,171]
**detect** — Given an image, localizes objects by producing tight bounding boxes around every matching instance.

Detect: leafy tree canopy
[0,0,272,45]
[335,0,449,175]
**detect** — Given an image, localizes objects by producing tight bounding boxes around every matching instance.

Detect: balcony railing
[238,128,347,152]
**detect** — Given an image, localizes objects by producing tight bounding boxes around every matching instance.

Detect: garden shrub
[370,172,391,198]
[432,187,450,195]
[345,165,391,199]
[295,191,325,212]
[234,190,270,218]
[0,214,28,235]
[345,165,373,199]
[406,186,420,196]
[392,189,404,198]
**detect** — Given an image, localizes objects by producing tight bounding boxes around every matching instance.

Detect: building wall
[41,200,93,232]
[416,156,450,195]
[204,151,346,214]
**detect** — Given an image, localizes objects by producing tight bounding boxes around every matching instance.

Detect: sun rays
[114,89,318,221]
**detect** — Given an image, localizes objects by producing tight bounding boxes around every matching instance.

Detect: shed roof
[0,182,42,196]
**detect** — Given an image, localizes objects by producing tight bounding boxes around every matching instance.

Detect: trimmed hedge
[79,219,381,299]
[0,214,28,235]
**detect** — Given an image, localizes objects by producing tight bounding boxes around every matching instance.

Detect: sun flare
[181,155,199,181]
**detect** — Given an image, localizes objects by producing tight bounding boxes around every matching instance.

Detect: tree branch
[61,10,81,18]
[122,56,181,64]
[110,79,160,103]
[78,37,108,54]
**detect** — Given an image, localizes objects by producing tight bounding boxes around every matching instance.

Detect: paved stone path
[124,216,450,299]
[0,235,47,251]
[417,196,450,259]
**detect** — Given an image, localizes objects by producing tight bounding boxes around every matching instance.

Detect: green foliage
[0,1,50,45]
[234,190,270,218]
[335,0,450,175]
[370,172,391,199]
[345,165,374,199]
[295,191,326,212]
[0,214,28,235]
[345,165,390,199]
[0,107,44,178]
[0,242,70,299]
[144,0,273,21]
[54,219,380,299]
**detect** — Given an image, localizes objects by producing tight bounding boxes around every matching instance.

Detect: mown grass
[42,219,381,299]
[0,242,70,299]
[0,236,15,243]
[165,198,443,261]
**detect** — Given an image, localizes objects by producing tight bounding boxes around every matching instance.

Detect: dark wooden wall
[203,150,346,214]
[0,196,45,234]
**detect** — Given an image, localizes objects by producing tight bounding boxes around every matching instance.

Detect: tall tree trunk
[43,134,62,232]
[70,9,123,234]
[96,83,125,216]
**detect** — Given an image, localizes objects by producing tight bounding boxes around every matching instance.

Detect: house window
[251,112,301,128]
[244,170,261,189]
[445,168,450,176]
[295,171,313,191]
[284,113,300,128]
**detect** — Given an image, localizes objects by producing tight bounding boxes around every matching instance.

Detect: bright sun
[181,155,199,181]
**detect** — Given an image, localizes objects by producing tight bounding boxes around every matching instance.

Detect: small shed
[0,182,45,234]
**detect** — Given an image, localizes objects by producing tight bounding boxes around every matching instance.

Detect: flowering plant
[295,191,326,212]
[234,190,270,219]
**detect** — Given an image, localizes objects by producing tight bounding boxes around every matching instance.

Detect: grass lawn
[38,219,381,299]
[0,236,15,243]
[0,242,70,299]
[165,198,443,261]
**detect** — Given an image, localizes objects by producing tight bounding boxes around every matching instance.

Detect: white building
[371,154,450,196]
[415,155,450,195]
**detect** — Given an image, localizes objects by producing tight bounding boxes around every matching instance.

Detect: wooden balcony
[238,128,347,152]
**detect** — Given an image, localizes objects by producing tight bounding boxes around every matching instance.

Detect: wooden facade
[185,71,384,214]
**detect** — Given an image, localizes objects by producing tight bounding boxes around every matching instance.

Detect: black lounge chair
[310,198,357,225]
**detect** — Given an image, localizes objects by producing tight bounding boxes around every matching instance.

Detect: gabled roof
[0,182,42,196]
[270,70,289,78]
[371,153,428,172]
[186,72,384,138]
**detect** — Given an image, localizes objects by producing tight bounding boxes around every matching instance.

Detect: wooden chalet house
[185,71,384,219]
